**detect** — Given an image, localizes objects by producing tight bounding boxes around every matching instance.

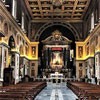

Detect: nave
[0,0,100,100]
[0,80,100,100]
[35,82,78,100]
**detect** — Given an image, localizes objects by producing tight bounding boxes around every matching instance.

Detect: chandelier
[52,0,63,7]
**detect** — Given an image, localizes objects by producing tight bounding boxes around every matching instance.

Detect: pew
[0,81,46,100]
[67,81,100,100]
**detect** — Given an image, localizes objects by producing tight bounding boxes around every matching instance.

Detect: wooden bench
[0,81,46,100]
[67,81,100,100]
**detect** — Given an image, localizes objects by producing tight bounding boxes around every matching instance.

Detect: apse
[39,25,75,41]
[38,25,76,76]
[39,25,76,57]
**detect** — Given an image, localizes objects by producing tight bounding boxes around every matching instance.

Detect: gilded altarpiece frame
[78,46,83,58]
[32,46,36,57]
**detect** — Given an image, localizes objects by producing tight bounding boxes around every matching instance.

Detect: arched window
[8,36,15,48]
[4,23,8,35]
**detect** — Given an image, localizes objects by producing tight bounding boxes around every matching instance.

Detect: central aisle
[35,82,78,100]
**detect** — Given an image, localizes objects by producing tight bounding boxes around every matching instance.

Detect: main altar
[50,72,63,83]
[40,30,74,78]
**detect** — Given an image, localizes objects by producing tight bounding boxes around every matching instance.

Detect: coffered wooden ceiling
[25,0,91,22]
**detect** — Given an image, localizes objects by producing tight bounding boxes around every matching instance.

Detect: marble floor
[35,82,78,100]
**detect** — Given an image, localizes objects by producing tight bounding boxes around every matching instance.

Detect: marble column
[63,48,65,67]
[65,48,68,67]
[45,48,48,67]
[0,45,8,86]
[11,52,20,84]
[14,53,19,84]
[48,48,51,68]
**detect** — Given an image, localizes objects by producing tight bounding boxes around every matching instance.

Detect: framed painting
[78,46,83,58]
[32,46,36,57]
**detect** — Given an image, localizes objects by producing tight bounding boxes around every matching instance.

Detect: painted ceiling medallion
[52,0,63,7]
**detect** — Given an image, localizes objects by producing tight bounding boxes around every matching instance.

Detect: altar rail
[33,78,76,82]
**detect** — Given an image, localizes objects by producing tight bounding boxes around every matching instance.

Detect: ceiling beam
[50,4,54,18]
[37,0,43,18]
[61,5,64,18]
[31,19,83,23]
[71,0,78,18]
[25,0,90,22]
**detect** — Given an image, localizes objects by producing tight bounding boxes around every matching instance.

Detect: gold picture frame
[78,46,83,58]
[32,46,36,57]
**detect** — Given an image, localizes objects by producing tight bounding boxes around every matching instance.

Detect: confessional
[3,67,14,86]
